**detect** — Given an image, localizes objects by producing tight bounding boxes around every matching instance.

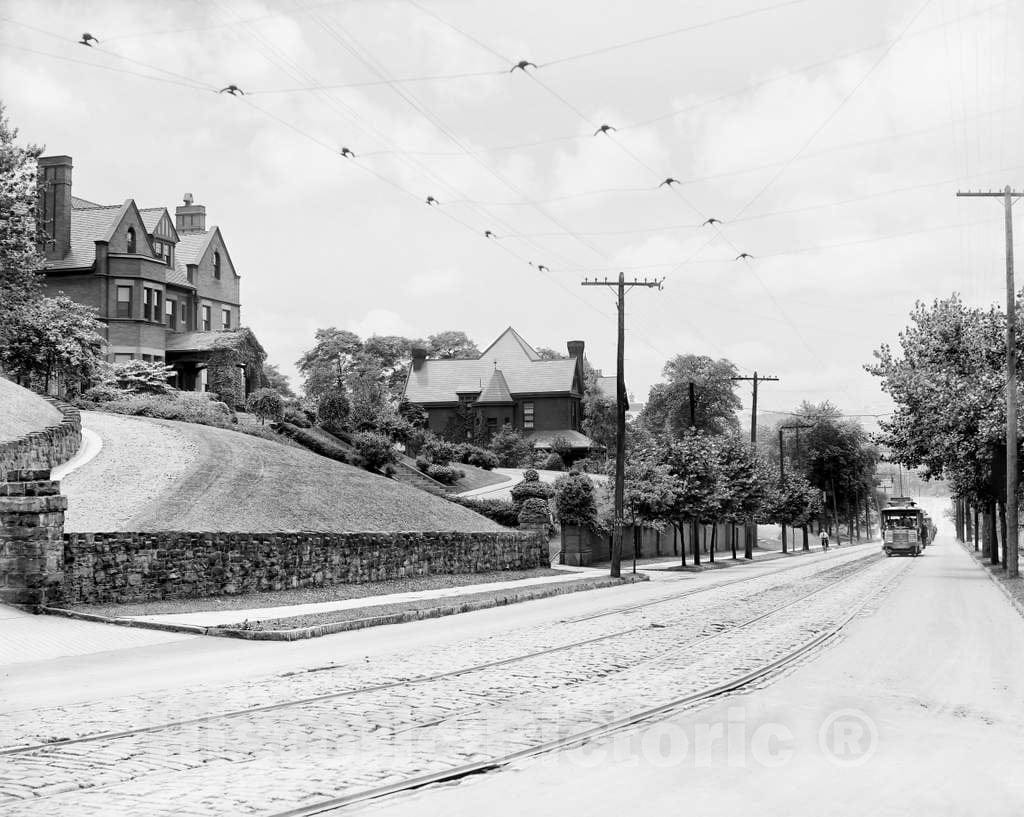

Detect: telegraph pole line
[779,422,815,554]
[731,371,779,558]
[957,186,1022,578]
[582,272,664,579]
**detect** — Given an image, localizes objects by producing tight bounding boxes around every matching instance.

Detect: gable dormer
[144,208,179,268]
[105,199,157,258]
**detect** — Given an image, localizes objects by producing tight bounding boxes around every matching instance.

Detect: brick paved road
[0,549,908,816]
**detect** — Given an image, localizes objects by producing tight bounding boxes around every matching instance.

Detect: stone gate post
[0,469,67,608]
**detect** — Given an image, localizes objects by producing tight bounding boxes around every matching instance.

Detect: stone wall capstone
[62,529,547,605]
[0,398,81,482]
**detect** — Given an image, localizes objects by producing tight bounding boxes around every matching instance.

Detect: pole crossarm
[580,272,663,578]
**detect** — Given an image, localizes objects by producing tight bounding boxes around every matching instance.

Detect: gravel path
[0,378,60,443]
[62,412,197,533]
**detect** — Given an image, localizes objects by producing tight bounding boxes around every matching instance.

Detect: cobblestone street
[0,548,908,816]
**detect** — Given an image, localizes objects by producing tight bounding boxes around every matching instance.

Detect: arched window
[126,227,136,254]
[213,251,221,279]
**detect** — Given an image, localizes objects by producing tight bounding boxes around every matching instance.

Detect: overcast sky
[2,0,1021,424]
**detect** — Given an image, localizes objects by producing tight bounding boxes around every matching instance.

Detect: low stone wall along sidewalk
[62,530,547,605]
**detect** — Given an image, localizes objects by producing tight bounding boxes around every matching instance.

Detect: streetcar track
[0,549,880,758]
[266,559,915,817]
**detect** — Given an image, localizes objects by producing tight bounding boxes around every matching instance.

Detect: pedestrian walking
[819,529,830,552]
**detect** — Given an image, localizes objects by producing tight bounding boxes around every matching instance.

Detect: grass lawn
[454,464,511,493]
[0,378,60,443]
[71,568,566,618]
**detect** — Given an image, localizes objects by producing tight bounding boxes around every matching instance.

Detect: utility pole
[582,273,663,579]
[731,372,779,558]
[957,186,1022,578]
[779,422,815,554]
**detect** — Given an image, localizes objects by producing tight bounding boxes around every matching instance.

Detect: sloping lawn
[454,463,511,493]
[0,378,60,443]
[63,412,505,533]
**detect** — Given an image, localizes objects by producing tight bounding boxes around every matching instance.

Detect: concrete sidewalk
[0,603,192,667]
[124,567,600,628]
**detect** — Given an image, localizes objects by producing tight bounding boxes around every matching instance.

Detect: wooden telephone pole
[582,273,663,578]
[780,422,815,553]
[956,186,1021,578]
[731,372,779,558]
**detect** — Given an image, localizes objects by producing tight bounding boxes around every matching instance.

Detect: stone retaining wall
[62,529,546,605]
[0,398,81,482]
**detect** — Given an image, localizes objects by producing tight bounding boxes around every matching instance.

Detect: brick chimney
[37,156,73,261]
[412,347,428,371]
[567,340,585,359]
[175,193,206,233]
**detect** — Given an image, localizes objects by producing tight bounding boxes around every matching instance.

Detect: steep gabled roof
[405,327,580,404]
[475,369,514,404]
[44,204,121,270]
[139,208,179,243]
[71,195,103,209]
[479,326,541,361]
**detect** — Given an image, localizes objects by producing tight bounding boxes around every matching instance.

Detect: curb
[958,539,1024,621]
[42,574,649,642]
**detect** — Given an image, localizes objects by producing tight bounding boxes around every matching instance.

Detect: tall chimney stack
[175,193,206,233]
[37,156,73,261]
[567,340,585,359]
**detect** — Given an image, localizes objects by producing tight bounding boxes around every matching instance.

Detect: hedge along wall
[0,398,82,482]
[61,529,547,605]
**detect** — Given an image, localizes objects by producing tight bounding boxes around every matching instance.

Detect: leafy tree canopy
[640,354,741,439]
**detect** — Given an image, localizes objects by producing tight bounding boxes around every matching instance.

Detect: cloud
[349,308,420,340]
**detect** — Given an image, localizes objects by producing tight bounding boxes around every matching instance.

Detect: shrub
[467,449,499,470]
[554,471,599,527]
[549,434,574,460]
[317,390,350,432]
[245,387,285,425]
[100,392,233,427]
[543,452,566,471]
[422,437,458,466]
[415,456,432,473]
[352,431,396,471]
[510,478,554,505]
[426,463,464,485]
[274,422,359,466]
[282,407,311,428]
[489,427,534,467]
[518,497,552,525]
[81,383,130,403]
[522,468,540,482]
[107,359,175,394]
[448,496,519,527]
[573,456,610,475]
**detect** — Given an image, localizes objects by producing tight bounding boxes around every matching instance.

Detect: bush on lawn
[466,448,499,470]
[81,383,130,403]
[518,497,552,525]
[422,436,458,465]
[426,463,464,485]
[489,427,534,467]
[352,430,397,473]
[317,390,350,432]
[282,407,311,428]
[245,387,285,425]
[554,471,599,528]
[273,422,361,466]
[543,452,566,471]
[448,496,519,527]
[105,359,175,394]
[510,477,554,506]
[98,392,235,427]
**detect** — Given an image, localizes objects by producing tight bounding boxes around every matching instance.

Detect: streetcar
[881,497,925,557]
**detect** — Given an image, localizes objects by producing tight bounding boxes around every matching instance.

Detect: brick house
[403,327,598,457]
[36,155,264,403]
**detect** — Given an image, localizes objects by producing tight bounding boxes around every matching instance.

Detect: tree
[582,365,617,452]
[295,327,362,400]
[427,330,479,360]
[0,102,43,327]
[245,387,285,424]
[536,347,568,360]
[489,426,534,467]
[106,359,175,394]
[640,354,741,439]
[317,390,350,432]
[661,431,723,565]
[1,294,104,394]
[262,362,295,398]
[554,471,599,527]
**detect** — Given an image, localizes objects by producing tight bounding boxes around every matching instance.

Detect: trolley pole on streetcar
[732,372,779,558]
[957,186,1022,578]
[582,273,663,579]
